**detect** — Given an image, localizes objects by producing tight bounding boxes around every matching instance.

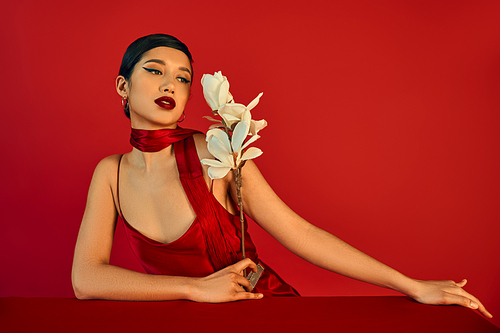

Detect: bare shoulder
[192,133,212,159]
[91,154,123,185]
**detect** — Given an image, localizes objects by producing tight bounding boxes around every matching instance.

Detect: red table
[1,296,498,332]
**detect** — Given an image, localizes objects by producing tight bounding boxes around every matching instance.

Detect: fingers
[235,291,264,300]
[478,303,493,318]
[455,279,467,287]
[233,258,258,274]
[231,272,263,300]
[234,272,252,290]
[441,291,475,308]
[237,291,264,300]
[460,291,493,319]
[442,290,493,319]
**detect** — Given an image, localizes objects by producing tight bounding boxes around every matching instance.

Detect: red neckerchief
[130,127,202,152]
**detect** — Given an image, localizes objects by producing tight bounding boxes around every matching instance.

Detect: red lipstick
[155,96,176,110]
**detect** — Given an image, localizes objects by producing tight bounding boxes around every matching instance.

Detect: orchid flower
[204,92,268,135]
[201,122,262,179]
[201,71,234,113]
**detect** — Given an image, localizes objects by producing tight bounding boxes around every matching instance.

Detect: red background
[1,0,499,327]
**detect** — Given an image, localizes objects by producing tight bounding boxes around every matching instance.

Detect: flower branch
[200,71,266,263]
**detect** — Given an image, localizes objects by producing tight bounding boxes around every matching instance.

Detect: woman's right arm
[71,155,262,302]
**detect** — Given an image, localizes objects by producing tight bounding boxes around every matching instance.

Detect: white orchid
[201,71,234,113]
[201,122,262,179]
[204,92,268,135]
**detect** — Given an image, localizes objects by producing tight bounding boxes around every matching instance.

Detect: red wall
[1,0,499,327]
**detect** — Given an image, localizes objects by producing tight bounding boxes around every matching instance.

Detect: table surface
[1,296,498,333]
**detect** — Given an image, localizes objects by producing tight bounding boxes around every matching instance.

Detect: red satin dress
[116,135,299,297]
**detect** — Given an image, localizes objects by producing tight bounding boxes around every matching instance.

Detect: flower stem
[233,167,246,261]
[222,121,246,275]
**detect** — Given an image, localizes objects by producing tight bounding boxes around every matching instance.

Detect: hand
[411,279,492,318]
[190,258,264,303]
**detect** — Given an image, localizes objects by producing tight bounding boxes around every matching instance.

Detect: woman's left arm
[229,160,492,318]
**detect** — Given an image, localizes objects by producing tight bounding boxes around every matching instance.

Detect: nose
[160,78,175,94]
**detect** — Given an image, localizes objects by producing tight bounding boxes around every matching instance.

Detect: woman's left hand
[411,279,492,318]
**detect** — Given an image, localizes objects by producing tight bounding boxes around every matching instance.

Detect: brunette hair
[118,34,193,118]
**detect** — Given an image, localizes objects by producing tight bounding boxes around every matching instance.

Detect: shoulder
[192,133,212,160]
[192,132,207,146]
[94,154,123,172]
[90,154,123,185]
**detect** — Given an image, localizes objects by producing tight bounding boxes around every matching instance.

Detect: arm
[71,155,262,302]
[229,160,492,318]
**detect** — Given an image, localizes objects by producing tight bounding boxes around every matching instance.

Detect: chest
[118,158,196,244]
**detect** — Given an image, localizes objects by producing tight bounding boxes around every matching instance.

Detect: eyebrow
[143,59,192,76]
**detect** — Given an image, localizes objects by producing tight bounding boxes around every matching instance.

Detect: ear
[116,75,129,98]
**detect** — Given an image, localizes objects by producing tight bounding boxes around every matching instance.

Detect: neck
[129,145,174,171]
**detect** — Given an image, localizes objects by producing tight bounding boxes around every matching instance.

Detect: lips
[155,96,176,110]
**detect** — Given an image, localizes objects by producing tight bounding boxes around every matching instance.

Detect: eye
[177,77,191,84]
[143,67,162,75]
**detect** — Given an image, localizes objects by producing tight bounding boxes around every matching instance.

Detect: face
[117,47,192,129]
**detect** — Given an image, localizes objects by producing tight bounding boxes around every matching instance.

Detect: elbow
[72,272,88,300]
[71,265,96,300]
[73,286,89,300]
[72,281,91,300]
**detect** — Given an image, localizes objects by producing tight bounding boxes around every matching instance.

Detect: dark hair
[119,34,194,118]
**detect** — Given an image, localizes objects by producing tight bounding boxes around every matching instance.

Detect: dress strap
[174,135,203,179]
[174,136,238,270]
[116,154,125,219]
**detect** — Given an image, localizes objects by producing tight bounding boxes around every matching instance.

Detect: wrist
[185,277,202,301]
[380,270,422,298]
[394,276,422,299]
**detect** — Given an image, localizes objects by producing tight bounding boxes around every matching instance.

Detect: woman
[71,34,492,317]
